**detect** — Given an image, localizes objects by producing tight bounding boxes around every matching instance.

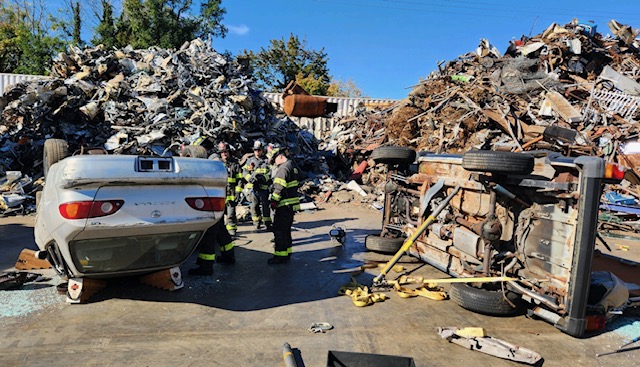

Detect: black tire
[371,146,416,166]
[365,235,405,254]
[462,150,534,174]
[449,282,521,316]
[43,139,68,178]
[181,145,208,158]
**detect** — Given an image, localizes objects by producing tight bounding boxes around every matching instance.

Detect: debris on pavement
[308,322,333,333]
[0,271,51,291]
[436,326,543,365]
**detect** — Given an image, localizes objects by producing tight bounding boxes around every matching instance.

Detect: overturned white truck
[368,146,630,337]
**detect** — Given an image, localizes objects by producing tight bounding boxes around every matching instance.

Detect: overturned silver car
[34,139,227,297]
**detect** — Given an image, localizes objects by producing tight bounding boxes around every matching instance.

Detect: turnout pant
[196,219,235,264]
[249,189,271,227]
[272,206,294,257]
[225,202,237,233]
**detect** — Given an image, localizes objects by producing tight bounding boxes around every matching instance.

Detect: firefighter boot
[267,256,290,265]
[218,251,236,265]
[188,261,213,276]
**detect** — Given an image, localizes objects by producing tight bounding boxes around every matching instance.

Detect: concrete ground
[1,204,639,367]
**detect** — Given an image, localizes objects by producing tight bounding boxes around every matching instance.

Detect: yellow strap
[338,278,388,307]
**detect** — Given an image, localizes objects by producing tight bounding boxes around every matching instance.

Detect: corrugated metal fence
[0,73,48,95]
[263,93,398,138]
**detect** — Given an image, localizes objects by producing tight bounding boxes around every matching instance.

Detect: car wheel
[43,139,68,178]
[181,145,208,158]
[365,235,404,254]
[449,282,521,316]
[462,150,534,175]
[371,146,416,166]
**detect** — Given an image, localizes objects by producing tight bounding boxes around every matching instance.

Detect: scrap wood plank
[482,109,513,135]
[482,109,523,149]
[546,91,583,123]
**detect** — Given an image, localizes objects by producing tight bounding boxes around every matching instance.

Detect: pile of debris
[312,19,640,211]
[0,39,329,214]
[0,38,319,175]
[386,19,640,162]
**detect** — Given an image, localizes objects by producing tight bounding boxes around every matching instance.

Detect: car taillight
[604,163,625,180]
[59,200,124,219]
[185,197,225,211]
[585,314,607,332]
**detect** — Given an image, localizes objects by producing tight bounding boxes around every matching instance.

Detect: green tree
[115,0,227,49]
[71,1,81,45]
[327,78,366,98]
[200,0,227,39]
[51,0,84,46]
[91,0,117,49]
[0,0,64,74]
[0,10,21,72]
[242,34,330,93]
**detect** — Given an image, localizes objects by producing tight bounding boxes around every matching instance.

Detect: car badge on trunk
[151,210,162,218]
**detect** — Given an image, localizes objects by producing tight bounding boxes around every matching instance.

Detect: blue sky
[211,0,640,99]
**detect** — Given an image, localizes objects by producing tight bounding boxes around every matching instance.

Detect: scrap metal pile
[318,19,640,221]
[385,19,640,161]
[0,38,318,169]
[0,39,321,215]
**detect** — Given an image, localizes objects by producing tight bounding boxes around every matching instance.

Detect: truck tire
[181,145,208,158]
[462,150,534,175]
[449,282,521,316]
[365,235,404,254]
[43,139,68,178]
[371,146,416,166]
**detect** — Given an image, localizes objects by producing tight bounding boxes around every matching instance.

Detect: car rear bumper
[45,218,217,278]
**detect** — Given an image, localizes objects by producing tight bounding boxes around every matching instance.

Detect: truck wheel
[462,150,534,174]
[371,146,416,166]
[365,235,404,254]
[181,145,208,158]
[43,139,68,178]
[449,282,521,316]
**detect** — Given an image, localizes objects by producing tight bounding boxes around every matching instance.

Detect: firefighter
[242,140,272,230]
[188,150,237,276]
[217,141,242,236]
[188,218,236,276]
[267,149,300,264]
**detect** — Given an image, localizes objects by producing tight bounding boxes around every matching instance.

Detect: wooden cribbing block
[66,278,107,304]
[139,266,183,291]
[15,249,52,270]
